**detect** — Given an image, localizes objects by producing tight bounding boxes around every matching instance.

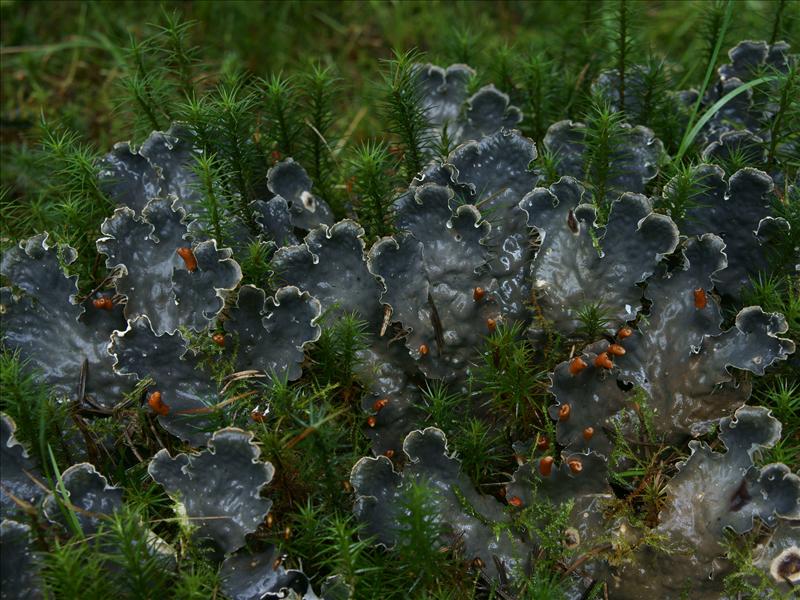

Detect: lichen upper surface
[99,124,201,215]
[678,166,790,297]
[148,428,275,554]
[522,177,679,336]
[42,462,124,534]
[429,129,542,318]
[220,545,346,600]
[1,414,44,521]
[223,284,321,381]
[543,119,664,199]
[415,63,522,147]
[111,315,221,446]
[267,158,334,231]
[98,197,242,335]
[273,220,383,326]
[351,427,530,580]
[1,234,132,408]
[611,406,800,599]
[371,183,497,381]
[614,235,795,438]
[0,519,42,600]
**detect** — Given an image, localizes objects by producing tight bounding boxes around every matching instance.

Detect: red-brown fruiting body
[569,356,588,375]
[367,416,377,428]
[473,287,485,302]
[93,297,114,310]
[271,150,282,162]
[486,318,497,333]
[472,557,485,569]
[419,343,429,356]
[567,209,578,233]
[384,449,395,459]
[558,404,571,421]
[594,352,613,369]
[694,288,707,309]
[568,459,583,474]
[608,343,626,356]
[148,391,169,416]
[539,456,554,476]
[372,398,389,412]
[537,436,550,451]
[266,513,274,528]
[176,247,197,272]
[251,410,267,423]
[508,496,524,507]
[283,526,291,541]
[618,327,633,339]
[212,333,225,347]
[583,427,594,441]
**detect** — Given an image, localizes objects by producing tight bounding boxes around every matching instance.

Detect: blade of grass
[674,75,777,162]
[48,445,84,538]
[0,37,108,56]
[678,0,733,151]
